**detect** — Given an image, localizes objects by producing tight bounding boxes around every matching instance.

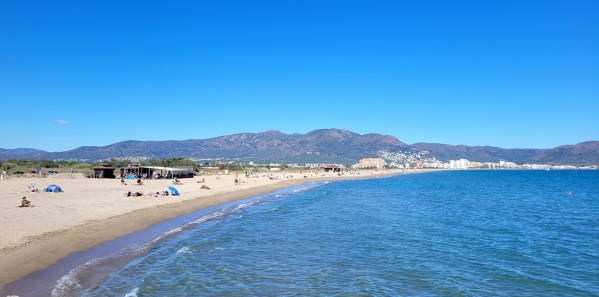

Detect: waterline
[2,181,329,297]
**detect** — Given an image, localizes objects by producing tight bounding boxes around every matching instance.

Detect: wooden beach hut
[323,164,343,173]
[120,164,194,179]
[93,164,115,178]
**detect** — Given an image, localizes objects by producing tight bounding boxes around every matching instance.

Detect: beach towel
[168,186,180,196]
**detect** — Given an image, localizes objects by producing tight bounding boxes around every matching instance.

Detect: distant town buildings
[448,159,470,169]
[304,163,321,169]
[357,158,387,169]
[499,161,518,168]
[373,149,595,170]
[195,149,596,172]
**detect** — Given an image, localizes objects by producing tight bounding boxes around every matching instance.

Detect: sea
[4,170,599,297]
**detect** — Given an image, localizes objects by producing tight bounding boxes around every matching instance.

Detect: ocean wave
[124,287,138,297]
[176,247,191,254]
[51,253,130,297]
[207,247,224,253]
[50,180,331,296]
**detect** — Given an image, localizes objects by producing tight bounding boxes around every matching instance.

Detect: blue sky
[1,0,597,151]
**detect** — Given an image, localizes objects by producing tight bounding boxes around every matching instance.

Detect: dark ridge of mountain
[408,143,542,163]
[532,141,599,165]
[0,130,596,165]
[409,141,599,165]
[2,129,407,163]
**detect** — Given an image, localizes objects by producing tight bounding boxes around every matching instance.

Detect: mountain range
[1,129,597,165]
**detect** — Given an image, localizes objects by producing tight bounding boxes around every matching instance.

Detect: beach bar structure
[92,164,115,178]
[323,164,344,173]
[120,164,194,179]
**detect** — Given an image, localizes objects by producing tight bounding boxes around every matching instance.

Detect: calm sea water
[74,171,598,296]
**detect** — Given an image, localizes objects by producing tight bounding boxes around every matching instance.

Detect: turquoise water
[79,171,598,296]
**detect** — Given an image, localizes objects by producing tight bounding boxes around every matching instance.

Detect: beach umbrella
[168,186,180,196]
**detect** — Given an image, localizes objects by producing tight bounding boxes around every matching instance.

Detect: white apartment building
[499,161,518,168]
[449,159,470,169]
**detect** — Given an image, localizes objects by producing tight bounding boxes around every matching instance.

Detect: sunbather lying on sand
[124,191,145,197]
[27,183,40,192]
[201,185,210,190]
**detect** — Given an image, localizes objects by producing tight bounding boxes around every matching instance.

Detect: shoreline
[0,169,436,291]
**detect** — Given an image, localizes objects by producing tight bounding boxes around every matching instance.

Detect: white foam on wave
[231,200,259,213]
[207,247,224,253]
[124,287,139,297]
[289,181,329,194]
[176,247,190,254]
[51,256,105,297]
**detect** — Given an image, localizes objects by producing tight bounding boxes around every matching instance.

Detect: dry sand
[0,169,432,290]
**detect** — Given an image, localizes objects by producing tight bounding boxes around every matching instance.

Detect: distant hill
[0,129,407,164]
[0,129,597,165]
[0,148,47,160]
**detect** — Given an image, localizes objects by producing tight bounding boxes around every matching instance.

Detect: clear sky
[1,0,597,151]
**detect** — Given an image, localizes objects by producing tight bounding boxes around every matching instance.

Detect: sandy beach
[0,169,432,290]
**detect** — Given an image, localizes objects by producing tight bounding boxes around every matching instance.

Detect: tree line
[0,158,272,173]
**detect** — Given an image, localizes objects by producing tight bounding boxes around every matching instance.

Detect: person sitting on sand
[137,178,144,185]
[121,178,127,185]
[162,190,170,196]
[20,196,34,207]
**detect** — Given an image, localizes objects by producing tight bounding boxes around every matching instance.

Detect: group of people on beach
[19,183,55,208]
[121,177,183,186]
[124,190,173,197]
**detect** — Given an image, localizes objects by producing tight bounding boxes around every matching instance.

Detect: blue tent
[45,185,62,192]
[125,174,136,180]
[168,186,180,196]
